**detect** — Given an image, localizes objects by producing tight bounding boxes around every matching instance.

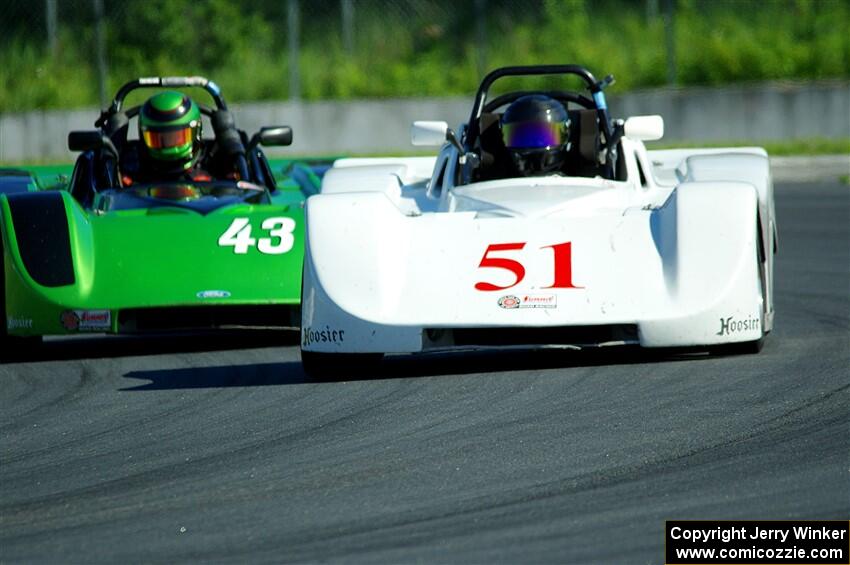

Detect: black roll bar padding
[108,76,227,115]
[210,110,249,180]
[105,111,129,138]
[211,111,244,155]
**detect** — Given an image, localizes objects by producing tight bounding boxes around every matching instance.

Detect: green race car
[0,168,45,194]
[0,76,307,346]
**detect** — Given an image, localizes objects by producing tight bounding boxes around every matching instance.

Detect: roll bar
[463,64,619,178]
[108,76,227,114]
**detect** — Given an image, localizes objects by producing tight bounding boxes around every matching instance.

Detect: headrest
[479,112,501,135]
[577,109,599,163]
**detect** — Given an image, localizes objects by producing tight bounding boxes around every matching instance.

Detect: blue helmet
[501,95,571,175]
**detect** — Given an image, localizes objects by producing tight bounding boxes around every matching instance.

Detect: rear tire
[301,349,384,381]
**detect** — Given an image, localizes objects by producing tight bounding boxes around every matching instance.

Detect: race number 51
[218,217,296,255]
[474,241,583,291]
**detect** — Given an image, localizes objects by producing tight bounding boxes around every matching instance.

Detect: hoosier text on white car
[300,64,776,377]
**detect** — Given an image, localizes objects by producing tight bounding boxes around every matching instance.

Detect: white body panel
[302,139,775,355]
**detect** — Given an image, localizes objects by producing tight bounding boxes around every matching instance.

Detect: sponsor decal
[197,290,232,299]
[498,294,557,309]
[7,316,33,330]
[717,314,760,336]
[60,309,111,332]
[60,310,80,331]
[302,325,345,347]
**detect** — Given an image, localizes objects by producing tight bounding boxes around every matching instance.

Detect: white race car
[301,64,776,376]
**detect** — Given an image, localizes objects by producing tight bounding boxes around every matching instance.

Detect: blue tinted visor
[502,120,566,149]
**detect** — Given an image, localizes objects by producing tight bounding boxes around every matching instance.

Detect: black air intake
[436,324,639,347]
[118,305,298,333]
[7,192,75,287]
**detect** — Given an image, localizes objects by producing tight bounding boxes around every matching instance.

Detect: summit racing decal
[302,326,345,347]
[60,310,111,332]
[717,314,760,336]
[498,294,557,309]
[498,295,521,309]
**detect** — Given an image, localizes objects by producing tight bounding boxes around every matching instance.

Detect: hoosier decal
[7,316,33,330]
[717,314,760,336]
[302,325,345,346]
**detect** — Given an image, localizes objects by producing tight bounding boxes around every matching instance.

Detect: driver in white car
[500,94,573,176]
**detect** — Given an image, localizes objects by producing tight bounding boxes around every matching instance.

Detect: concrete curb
[769,155,848,182]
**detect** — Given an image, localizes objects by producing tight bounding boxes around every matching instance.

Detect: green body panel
[1,190,305,336]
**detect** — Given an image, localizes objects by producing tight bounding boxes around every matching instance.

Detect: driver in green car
[121,90,220,186]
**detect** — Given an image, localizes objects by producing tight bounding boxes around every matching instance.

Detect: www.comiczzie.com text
[665,521,849,564]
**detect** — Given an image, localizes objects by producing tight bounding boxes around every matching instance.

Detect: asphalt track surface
[1,181,848,563]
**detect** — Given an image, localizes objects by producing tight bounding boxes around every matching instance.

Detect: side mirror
[623,115,664,141]
[68,130,119,157]
[248,126,292,152]
[259,126,293,147]
[411,121,450,147]
[69,130,106,151]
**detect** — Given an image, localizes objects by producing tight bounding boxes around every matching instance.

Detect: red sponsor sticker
[60,310,111,332]
[60,310,80,331]
[498,294,557,309]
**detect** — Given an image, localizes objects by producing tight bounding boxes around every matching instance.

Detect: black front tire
[0,255,42,360]
[0,335,42,361]
[301,350,384,381]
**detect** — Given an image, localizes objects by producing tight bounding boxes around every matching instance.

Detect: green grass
[0,0,847,111]
[646,138,850,156]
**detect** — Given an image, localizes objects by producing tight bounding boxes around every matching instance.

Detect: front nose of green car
[2,190,303,337]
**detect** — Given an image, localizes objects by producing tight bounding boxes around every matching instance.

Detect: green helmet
[138,91,202,168]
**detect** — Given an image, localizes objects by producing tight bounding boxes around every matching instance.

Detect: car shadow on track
[376,346,705,380]
[122,361,307,391]
[119,344,749,391]
[1,330,301,364]
[374,340,763,381]
[307,346,719,382]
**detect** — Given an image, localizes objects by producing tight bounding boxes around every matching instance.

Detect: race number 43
[218,217,296,254]
[474,241,582,291]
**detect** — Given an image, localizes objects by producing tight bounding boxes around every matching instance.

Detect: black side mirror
[68,130,119,158]
[248,126,293,152]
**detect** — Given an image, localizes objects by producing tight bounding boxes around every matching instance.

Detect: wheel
[0,335,42,361]
[0,253,42,360]
[300,349,384,381]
